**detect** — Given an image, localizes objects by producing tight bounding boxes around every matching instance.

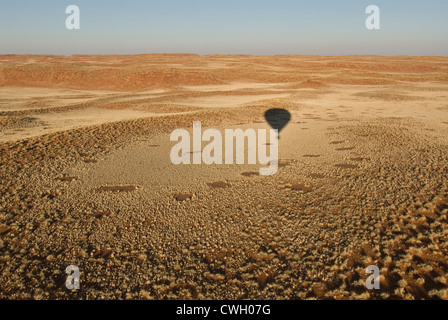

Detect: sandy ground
[1,54,448,300]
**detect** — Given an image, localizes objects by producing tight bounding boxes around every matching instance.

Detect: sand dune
[0,54,448,300]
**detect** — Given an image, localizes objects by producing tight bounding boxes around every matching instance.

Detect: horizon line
[1,53,448,58]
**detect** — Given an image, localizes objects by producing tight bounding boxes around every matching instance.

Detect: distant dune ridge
[0,54,448,300]
[1,54,447,90]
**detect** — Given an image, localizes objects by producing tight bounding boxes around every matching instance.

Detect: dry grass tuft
[58,176,77,182]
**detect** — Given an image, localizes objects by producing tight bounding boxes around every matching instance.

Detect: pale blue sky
[0,0,447,55]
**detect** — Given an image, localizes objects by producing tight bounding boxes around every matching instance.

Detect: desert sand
[0,54,448,299]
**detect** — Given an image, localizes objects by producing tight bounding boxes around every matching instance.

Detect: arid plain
[1,54,448,299]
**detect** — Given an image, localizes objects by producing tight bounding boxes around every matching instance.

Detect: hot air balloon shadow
[264,108,291,139]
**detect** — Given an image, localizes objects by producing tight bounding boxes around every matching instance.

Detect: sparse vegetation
[0,54,447,300]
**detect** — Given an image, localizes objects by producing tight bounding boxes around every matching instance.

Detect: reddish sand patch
[92,210,112,218]
[58,176,77,182]
[290,183,313,192]
[98,185,137,192]
[350,157,370,161]
[241,172,259,177]
[174,192,194,201]
[303,154,321,158]
[207,181,231,188]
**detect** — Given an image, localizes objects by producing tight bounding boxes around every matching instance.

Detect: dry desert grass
[0,54,448,300]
